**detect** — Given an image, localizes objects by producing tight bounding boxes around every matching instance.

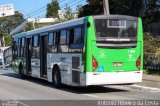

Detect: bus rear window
[95,19,137,39]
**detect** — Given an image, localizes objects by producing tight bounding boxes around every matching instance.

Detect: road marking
[82,94,99,98]
[150,90,160,93]
[18,101,31,106]
[131,84,160,92]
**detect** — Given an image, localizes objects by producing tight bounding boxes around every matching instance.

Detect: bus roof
[12,15,139,38]
[12,17,85,38]
[13,32,27,38]
[93,15,138,20]
[27,17,85,36]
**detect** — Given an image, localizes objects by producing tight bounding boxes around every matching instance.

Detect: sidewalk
[132,74,160,90]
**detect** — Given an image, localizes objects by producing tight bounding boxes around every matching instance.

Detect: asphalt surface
[0,69,160,106]
[137,74,160,88]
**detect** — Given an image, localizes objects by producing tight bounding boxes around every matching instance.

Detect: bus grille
[72,70,80,84]
[72,57,80,69]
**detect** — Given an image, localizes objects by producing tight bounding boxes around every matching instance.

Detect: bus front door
[26,38,32,75]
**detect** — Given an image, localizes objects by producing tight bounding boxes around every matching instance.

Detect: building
[0,46,12,68]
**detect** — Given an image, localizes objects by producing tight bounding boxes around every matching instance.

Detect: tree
[144,0,160,24]
[46,0,60,18]
[25,22,35,31]
[109,0,143,16]
[87,0,102,5]
[0,11,24,46]
[78,1,103,17]
[0,28,12,46]
[0,11,24,33]
[76,4,83,16]
[130,0,143,17]
[79,0,143,17]
[143,32,160,65]
[64,4,75,20]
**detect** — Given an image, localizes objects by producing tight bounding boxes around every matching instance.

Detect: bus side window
[48,32,55,53]
[67,30,70,44]
[58,30,68,52]
[74,27,82,44]
[48,33,54,46]
[29,37,34,56]
[69,29,74,44]
[60,30,67,45]
[12,40,17,59]
[18,38,22,57]
[21,38,25,57]
[55,32,60,45]
[15,39,18,57]
[33,35,39,59]
[48,32,58,53]
[24,38,26,57]
[34,36,39,47]
[69,27,84,53]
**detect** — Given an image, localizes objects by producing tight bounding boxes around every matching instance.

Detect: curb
[130,84,160,92]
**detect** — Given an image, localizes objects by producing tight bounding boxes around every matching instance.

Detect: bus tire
[52,67,61,88]
[19,63,26,79]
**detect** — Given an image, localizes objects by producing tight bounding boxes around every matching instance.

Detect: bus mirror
[87,22,90,27]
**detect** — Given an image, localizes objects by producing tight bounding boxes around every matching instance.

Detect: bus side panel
[85,16,95,73]
[47,53,85,86]
[138,18,143,71]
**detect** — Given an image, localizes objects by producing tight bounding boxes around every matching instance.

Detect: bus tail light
[92,55,98,71]
[136,56,141,69]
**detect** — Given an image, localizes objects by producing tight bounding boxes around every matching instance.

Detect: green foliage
[25,22,61,31]
[46,0,60,18]
[0,11,23,46]
[0,29,12,46]
[143,0,160,27]
[109,0,143,17]
[4,34,12,46]
[76,5,83,17]
[25,22,34,31]
[86,0,102,5]
[144,32,159,53]
[79,0,143,17]
[144,32,160,65]
[64,5,75,21]
[78,0,103,17]
[0,11,24,33]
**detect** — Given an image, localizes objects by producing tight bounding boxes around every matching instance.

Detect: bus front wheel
[19,63,26,79]
[52,67,61,88]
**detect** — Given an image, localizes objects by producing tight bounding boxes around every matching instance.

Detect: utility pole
[103,0,110,15]
[31,19,35,29]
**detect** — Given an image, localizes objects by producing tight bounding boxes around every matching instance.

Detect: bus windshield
[95,19,137,40]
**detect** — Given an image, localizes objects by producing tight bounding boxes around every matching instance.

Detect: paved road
[0,69,160,106]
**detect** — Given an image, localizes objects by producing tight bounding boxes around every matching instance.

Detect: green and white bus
[12,15,143,87]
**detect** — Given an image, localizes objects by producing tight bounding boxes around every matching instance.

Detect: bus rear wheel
[52,67,61,88]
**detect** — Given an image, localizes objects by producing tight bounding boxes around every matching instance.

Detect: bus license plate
[113,62,123,67]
